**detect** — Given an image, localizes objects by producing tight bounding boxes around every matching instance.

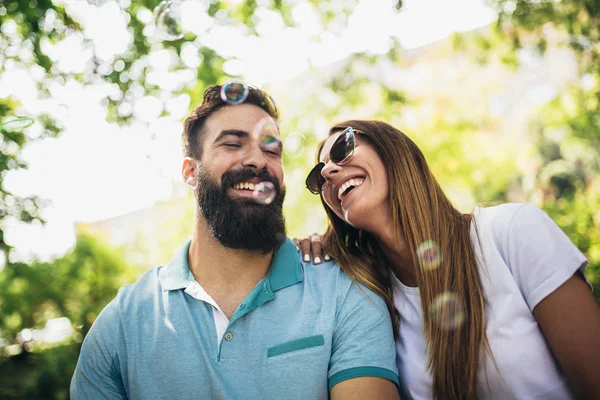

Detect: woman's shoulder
[474,202,534,220]
[474,202,540,237]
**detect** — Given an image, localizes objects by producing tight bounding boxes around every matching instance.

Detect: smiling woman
[314,127,389,230]
[306,119,600,400]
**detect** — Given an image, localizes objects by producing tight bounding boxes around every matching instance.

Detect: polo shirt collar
[159,238,303,292]
[267,238,303,291]
[159,239,193,290]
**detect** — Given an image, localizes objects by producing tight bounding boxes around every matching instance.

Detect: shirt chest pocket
[267,334,325,358]
[264,335,329,396]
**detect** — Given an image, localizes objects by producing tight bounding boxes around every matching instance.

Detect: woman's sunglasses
[305,127,362,195]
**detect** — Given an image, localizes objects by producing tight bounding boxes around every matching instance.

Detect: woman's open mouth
[337,177,365,201]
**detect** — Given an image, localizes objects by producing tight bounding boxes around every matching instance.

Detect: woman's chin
[341,202,388,235]
[342,206,369,230]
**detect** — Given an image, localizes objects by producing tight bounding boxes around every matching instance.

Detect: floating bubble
[252,181,276,205]
[153,0,184,42]
[220,81,249,105]
[416,240,442,270]
[255,119,281,154]
[0,117,34,132]
[430,292,466,330]
[258,120,278,140]
[283,132,306,158]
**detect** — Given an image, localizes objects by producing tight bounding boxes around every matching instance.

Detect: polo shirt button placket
[224,332,233,341]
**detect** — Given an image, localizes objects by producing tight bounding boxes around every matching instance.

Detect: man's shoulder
[301,259,386,308]
[111,267,163,312]
[301,259,351,284]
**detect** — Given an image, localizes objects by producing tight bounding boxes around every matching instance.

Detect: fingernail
[303,254,310,262]
[314,257,321,264]
[324,254,331,261]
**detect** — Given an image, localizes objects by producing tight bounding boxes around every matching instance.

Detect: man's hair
[182,84,280,159]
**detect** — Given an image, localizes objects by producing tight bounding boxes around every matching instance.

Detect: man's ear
[182,157,198,187]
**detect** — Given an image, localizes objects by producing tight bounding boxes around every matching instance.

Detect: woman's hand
[293,234,331,264]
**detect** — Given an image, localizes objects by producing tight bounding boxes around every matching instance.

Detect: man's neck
[188,220,274,298]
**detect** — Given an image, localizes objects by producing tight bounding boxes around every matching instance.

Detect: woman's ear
[182,157,198,187]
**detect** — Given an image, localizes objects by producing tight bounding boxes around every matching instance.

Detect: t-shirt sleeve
[505,203,589,311]
[70,298,127,399]
[328,280,399,390]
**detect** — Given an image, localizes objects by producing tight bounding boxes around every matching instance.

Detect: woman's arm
[533,271,600,399]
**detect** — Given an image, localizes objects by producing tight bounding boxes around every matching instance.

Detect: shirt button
[224,332,233,341]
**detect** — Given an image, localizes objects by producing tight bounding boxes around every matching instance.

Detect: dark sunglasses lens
[330,128,355,163]
[306,163,325,194]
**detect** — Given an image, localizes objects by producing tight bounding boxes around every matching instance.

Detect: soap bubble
[416,240,442,270]
[430,292,466,330]
[255,119,281,154]
[153,0,184,41]
[220,81,249,105]
[0,117,34,132]
[252,181,276,205]
[283,132,306,158]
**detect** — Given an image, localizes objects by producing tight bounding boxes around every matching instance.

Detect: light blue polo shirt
[71,238,398,399]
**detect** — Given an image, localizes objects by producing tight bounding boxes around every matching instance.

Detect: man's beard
[195,167,287,254]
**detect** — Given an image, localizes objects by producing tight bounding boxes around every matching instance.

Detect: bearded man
[70,84,399,400]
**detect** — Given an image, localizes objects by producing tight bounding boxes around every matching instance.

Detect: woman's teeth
[337,178,365,200]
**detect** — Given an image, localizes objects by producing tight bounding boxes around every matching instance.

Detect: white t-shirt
[393,203,589,400]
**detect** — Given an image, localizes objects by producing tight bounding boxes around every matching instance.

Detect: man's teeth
[337,178,365,200]
[233,182,261,191]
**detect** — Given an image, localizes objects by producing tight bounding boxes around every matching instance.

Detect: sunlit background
[1,0,599,397]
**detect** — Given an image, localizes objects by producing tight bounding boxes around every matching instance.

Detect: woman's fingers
[310,234,323,264]
[295,234,328,264]
[300,237,312,263]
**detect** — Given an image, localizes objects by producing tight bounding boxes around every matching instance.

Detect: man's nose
[241,144,268,170]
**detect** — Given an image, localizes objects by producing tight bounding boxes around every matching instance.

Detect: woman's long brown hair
[318,120,488,400]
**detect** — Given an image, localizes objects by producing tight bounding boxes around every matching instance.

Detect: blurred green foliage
[488,0,600,296]
[0,0,599,398]
[0,234,136,398]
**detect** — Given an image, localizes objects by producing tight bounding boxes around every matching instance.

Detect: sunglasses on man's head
[305,127,362,195]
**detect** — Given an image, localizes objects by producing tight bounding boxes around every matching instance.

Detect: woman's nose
[321,160,341,180]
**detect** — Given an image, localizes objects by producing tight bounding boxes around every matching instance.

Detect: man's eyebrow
[213,129,250,142]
